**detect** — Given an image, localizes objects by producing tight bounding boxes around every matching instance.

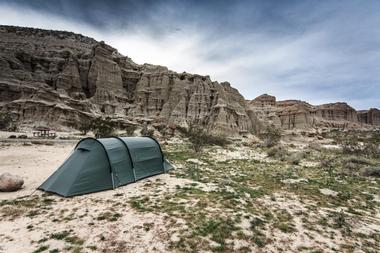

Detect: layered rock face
[249,95,376,129]
[0,25,255,135]
[358,109,380,126]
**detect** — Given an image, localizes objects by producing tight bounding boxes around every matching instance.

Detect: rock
[249,94,376,130]
[319,188,338,196]
[357,108,380,126]
[281,178,308,184]
[0,173,24,191]
[186,158,206,165]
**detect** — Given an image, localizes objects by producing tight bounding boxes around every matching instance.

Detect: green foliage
[267,145,288,160]
[260,126,281,147]
[91,117,116,138]
[362,167,380,178]
[141,124,154,137]
[185,124,230,153]
[125,124,137,136]
[78,120,92,135]
[33,245,49,253]
[0,112,16,131]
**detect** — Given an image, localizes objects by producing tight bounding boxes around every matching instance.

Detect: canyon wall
[0,25,378,136]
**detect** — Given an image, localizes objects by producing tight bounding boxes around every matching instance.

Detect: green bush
[0,112,16,131]
[78,120,92,135]
[267,145,288,160]
[125,124,137,136]
[286,152,305,165]
[362,167,380,178]
[184,124,230,153]
[141,124,154,137]
[260,126,281,147]
[91,117,116,138]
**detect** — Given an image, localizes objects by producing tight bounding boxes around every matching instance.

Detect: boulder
[0,173,24,192]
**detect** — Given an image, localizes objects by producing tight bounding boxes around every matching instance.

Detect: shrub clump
[260,126,281,147]
[0,112,17,131]
[362,167,380,178]
[267,145,288,160]
[286,152,305,165]
[91,117,117,138]
[184,124,230,153]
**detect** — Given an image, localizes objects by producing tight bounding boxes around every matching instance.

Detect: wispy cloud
[0,0,379,109]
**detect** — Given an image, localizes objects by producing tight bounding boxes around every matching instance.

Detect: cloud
[0,0,379,109]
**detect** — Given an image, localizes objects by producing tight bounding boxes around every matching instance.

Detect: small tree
[125,124,137,136]
[141,123,154,137]
[260,126,281,147]
[91,117,116,138]
[78,120,92,135]
[185,123,230,153]
[0,112,14,130]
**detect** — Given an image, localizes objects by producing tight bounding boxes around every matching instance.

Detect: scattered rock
[0,173,24,192]
[319,188,338,196]
[186,159,206,165]
[281,178,308,184]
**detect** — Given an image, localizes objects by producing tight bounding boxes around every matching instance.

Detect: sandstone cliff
[0,25,255,135]
[0,25,378,136]
[249,95,378,129]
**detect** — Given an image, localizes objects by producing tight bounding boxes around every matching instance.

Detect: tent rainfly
[39,136,172,197]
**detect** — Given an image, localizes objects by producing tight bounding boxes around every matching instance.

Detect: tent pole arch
[111,136,137,182]
[144,136,165,163]
[75,137,116,189]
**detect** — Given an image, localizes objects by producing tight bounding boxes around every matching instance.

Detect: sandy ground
[0,141,193,253]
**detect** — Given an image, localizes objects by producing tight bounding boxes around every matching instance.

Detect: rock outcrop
[0,25,256,136]
[358,108,380,126]
[0,173,24,191]
[249,95,376,129]
[0,25,378,135]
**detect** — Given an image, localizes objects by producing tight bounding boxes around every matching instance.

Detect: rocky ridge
[0,25,378,135]
[249,94,379,129]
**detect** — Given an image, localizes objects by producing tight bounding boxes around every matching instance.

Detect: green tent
[39,136,172,197]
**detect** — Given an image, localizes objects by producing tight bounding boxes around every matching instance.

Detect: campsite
[0,1,380,252]
[0,129,379,252]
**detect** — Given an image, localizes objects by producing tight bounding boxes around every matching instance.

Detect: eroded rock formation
[0,25,378,135]
[249,95,376,129]
[0,25,255,135]
[358,108,380,126]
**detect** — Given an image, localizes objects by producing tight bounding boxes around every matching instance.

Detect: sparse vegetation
[184,123,230,153]
[91,116,116,138]
[0,111,16,131]
[0,128,379,253]
[260,126,281,147]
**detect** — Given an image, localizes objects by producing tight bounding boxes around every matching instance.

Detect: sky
[0,0,379,109]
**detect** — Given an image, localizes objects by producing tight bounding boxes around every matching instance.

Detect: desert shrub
[307,142,322,151]
[78,120,92,135]
[141,124,154,137]
[338,132,380,158]
[362,167,380,178]
[91,117,116,138]
[0,112,16,131]
[260,126,281,147]
[342,156,372,166]
[185,124,230,153]
[267,145,288,160]
[125,124,137,136]
[286,152,305,165]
